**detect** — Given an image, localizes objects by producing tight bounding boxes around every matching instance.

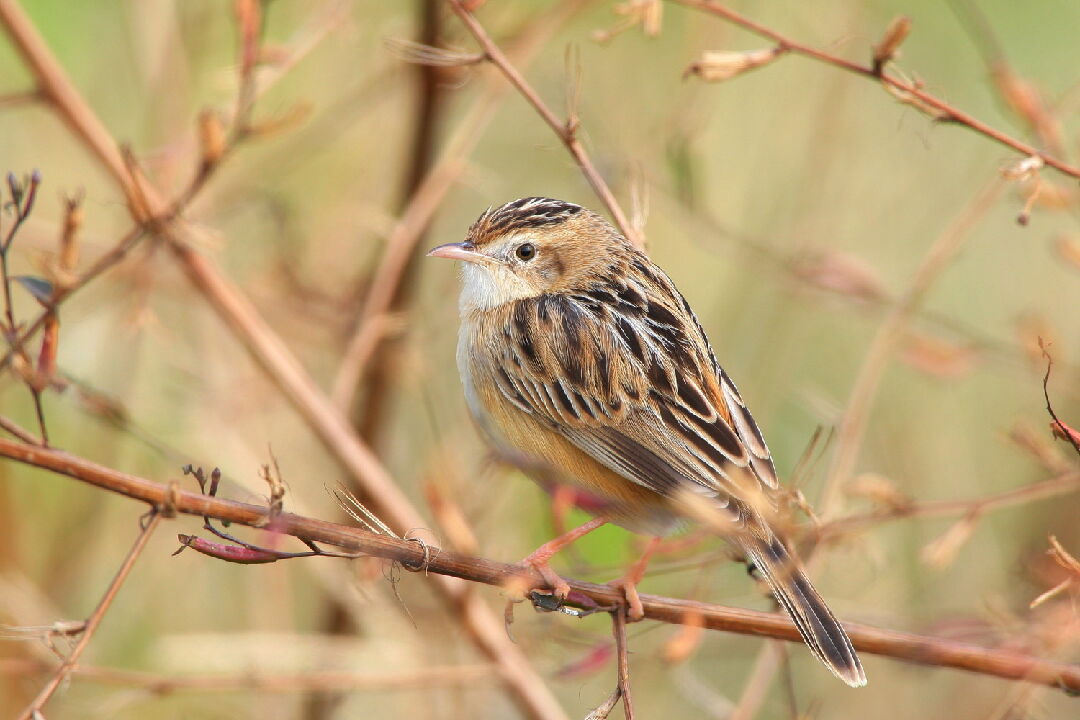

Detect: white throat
[457,262,540,314]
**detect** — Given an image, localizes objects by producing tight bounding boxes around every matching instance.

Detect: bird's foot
[517,517,608,600]
[607,576,645,621]
[607,535,663,622]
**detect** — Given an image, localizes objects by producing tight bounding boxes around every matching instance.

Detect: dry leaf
[791,249,887,304]
[1015,312,1059,369]
[198,109,227,167]
[684,46,785,83]
[1049,418,1080,451]
[1053,234,1080,272]
[921,514,979,569]
[662,611,704,664]
[845,473,910,511]
[900,331,978,378]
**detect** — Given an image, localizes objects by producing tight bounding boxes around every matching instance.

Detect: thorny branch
[672,0,1080,179]
[1,435,1079,695]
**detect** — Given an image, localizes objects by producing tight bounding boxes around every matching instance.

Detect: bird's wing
[491,281,779,505]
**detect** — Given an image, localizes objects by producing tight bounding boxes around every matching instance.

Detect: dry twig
[15,511,162,720]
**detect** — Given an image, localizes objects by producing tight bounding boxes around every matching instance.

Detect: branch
[16,510,162,720]
[2,436,1078,695]
[672,0,1080,180]
[0,658,495,694]
[445,0,643,248]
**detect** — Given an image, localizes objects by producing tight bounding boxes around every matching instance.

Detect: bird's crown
[467,197,584,246]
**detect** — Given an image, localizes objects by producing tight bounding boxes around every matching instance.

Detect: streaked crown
[467,197,584,246]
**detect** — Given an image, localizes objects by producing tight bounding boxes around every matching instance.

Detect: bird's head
[428,197,628,311]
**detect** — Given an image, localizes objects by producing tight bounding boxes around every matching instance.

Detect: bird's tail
[742,534,866,687]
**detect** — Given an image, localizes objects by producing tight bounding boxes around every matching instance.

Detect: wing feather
[483,280,780,506]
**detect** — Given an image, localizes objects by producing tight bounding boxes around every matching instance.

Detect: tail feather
[743,536,866,688]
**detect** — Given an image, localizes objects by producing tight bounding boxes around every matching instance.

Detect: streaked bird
[428,197,865,687]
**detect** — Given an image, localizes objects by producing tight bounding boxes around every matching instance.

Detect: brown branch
[671,0,1080,180]
[612,611,635,720]
[15,510,162,720]
[2,437,1079,695]
[445,0,643,248]
[0,658,496,694]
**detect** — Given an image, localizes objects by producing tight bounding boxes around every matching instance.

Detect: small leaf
[14,275,55,305]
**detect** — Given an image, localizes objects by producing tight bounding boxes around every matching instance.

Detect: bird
[427,197,866,687]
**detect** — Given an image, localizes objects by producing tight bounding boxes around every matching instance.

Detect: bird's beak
[426,241,487,264]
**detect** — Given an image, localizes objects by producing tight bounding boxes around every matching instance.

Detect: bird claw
[521,556,571,600]
[608,577,645,622]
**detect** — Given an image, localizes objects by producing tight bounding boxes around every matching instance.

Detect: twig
[2,437,1079,694]
[814,470,1080,543]
[612,611,635,720]
[445,0,642,248]
[0,225,146,372]
[0,414,40,445]
[671,0,1080,179]
[1042,346,1080,458]
[0,658,496,694]
[0,171,49,445]
[15,510,162,720]
[0,89,38,108]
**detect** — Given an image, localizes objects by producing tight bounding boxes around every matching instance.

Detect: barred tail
[742,535,866,687]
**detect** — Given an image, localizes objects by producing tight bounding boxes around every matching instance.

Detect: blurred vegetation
[1,0,1079,718]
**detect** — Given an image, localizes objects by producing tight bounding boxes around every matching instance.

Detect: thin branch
[0,225,146,372]
[0,658,496,694]
[0,89,39,109]
[814,470,1080,543]
[0,414,41,445]
[2,437,1079,694]
[445,0,642,248]
[15,510,162,720]
[671,0,1080,179]
[819,179,1005,517]
[612,611,635,720]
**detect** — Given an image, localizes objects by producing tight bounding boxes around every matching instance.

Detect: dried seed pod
[872,16,912,74]
[198,109,227,168]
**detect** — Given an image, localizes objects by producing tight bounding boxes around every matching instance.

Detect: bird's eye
[515,243,536,261]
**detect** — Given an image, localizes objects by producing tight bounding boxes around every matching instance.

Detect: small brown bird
[428,197,865,687]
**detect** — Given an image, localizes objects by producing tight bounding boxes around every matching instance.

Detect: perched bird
[428,197,865,687]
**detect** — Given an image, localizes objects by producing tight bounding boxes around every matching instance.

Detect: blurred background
[1,0,1079,717]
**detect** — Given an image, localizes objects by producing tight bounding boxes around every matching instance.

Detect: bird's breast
[456,309,680,536]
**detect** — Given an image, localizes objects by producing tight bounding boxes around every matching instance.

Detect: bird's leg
[520,516,607,600]
[608,536,662,621]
